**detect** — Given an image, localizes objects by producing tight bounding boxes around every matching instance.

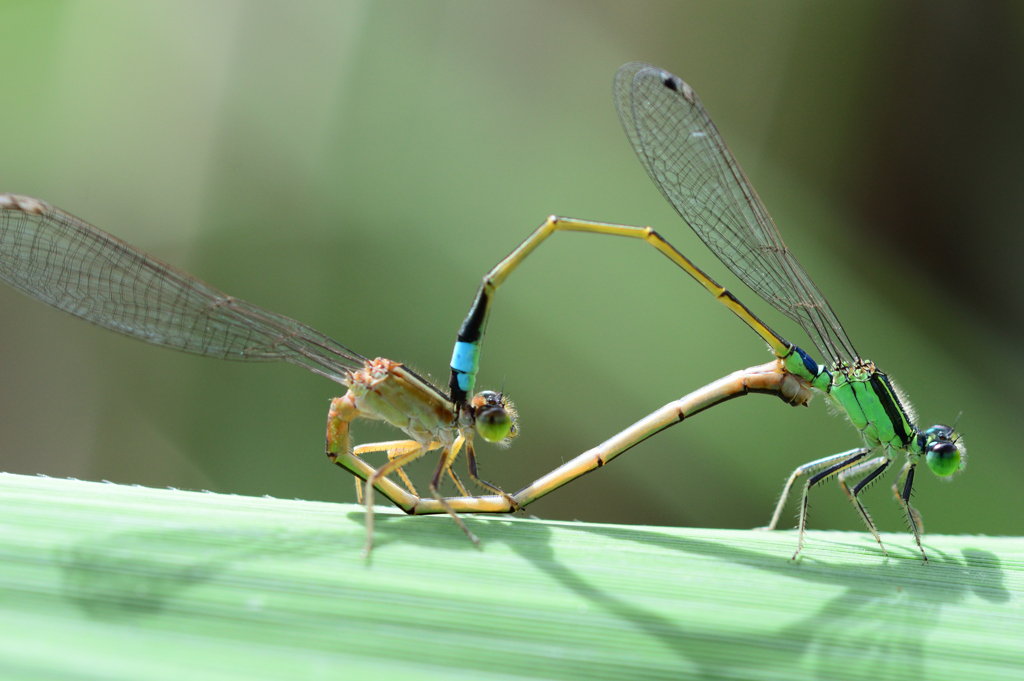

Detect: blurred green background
[0,1,1021,539]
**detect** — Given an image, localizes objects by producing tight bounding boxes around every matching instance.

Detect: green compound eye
[926,440,961,477]
[473,391,516,443]
[476,405,513,443]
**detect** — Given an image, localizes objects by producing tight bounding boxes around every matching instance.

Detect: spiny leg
[330,436,510,518]
[837,455,890,555]
[763,447,871,531]
[362,445,428,558]
[428,438,480,546]
[757,446,868,557]
[352,439,438,500]
[444,464,471,497]
[893,462,927,562]
[465,438,521,511]
[328,446,422,514]
[354,439,420,500]
[793,451,875,559]
[351,439,469,501]
[394,444,470,497]
[388,447,420,498]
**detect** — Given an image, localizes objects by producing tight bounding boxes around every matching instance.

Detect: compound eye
[476,405,512,443]
[471,391,517,442]
[926,440,960,477]
[925,424,954,438]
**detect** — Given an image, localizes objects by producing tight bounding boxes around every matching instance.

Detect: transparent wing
[0,194,363,384]
[614,62,857,366]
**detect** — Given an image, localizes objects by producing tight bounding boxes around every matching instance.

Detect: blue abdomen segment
[796,346,819,377]
[783,345,831,391]
[450,340,479,394]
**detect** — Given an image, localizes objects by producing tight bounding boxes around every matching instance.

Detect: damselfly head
[921,424,966,477]
[472,390,518,444]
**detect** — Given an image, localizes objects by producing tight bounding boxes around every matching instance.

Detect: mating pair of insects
[0,63,964,560]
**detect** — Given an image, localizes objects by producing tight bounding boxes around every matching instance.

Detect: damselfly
[380,63,966,561]
[0,193,518,556]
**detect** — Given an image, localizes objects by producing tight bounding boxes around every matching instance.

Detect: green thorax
[782,348,919,453]
[829,361,918,450]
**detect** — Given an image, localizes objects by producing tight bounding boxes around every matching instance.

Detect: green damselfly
[380,63,966,561]
[0,194,518,556]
